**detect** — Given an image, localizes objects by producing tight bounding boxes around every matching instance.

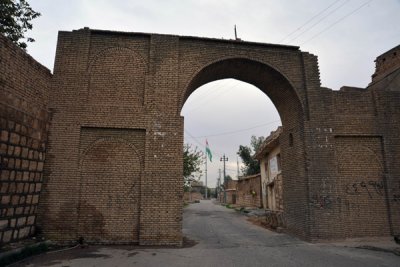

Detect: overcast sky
[27,0,400,187]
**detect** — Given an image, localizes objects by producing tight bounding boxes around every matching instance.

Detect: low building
[225,180,238,204]
[184,180,204,202]
[255,127,285,228]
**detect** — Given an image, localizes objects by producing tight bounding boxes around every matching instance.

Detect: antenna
[234,25,241,41]
[234,25,237,40]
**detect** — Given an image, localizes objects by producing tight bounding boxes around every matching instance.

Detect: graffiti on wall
[345,179,384,198]
[310,178,338,209]
[310,193,336,209]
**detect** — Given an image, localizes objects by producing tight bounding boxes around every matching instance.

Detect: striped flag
[206,139,212,162]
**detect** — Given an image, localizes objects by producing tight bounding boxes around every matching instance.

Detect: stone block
[13,146,21,157]
[0,182,9,193]
[27,215,35,225]
[15,207,24,215]
[1,195,10,205]
[17,217,26,227]
[10,133,20,145]
[1,170,10,180]
[0,220,8,230]
[7,145,14,156]
[3,230,13,243]
[7,208,14,216]
[11,195,19,205]
[0,130,9,142]
[18,227,30,239]
[0,143,7,154]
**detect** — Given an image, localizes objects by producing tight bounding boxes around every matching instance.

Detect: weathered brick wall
[368,65,400,239]
[225,180,238,190]
[32,28,399,245]
[371,45,400,83]
[226,190,237,204]
[0,34,52,245]
[183,192,203,202]
[236,175,262,208]
[274,173,284,211]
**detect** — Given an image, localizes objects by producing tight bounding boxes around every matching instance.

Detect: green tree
[225,174,233,182]
[0,0,41,49]
[183,144,204,190]
[250,135,265,153]
[237,135,265,176]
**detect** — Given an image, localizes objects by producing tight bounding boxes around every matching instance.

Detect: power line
[193,120,281,138]
[183,79,232,106]
[287,0,349,44]
[182,80,243,114]
[279,0,343,43]
[300,0,374,45]
[184,129,206,149]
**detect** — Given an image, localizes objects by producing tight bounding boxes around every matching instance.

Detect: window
[277,153,281,172]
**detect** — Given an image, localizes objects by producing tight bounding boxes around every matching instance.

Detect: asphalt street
[12,200,400,267]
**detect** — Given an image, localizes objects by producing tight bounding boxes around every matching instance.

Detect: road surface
[13,200,400,266]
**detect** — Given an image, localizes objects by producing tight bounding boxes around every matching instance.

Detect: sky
[26,0,400,188]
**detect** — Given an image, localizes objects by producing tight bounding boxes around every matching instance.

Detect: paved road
[13,200,400,267]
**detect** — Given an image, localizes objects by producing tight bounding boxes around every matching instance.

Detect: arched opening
[179,58,309,238]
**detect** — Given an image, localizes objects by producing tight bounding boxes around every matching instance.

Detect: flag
[206,139,212,162]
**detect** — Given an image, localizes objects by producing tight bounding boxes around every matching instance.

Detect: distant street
[15,200,399,267]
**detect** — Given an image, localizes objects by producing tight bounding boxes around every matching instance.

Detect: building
[183,180,204,202]
[255,127,285,228]
[225,180,238,204]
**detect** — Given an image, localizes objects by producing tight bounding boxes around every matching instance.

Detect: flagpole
[205,145,208,200]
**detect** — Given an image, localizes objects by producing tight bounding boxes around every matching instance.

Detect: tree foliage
[183,144,204,187]
[0,0,41,49]
[237,135,265,176]
[250,135,265,153]
[225,174,233,182]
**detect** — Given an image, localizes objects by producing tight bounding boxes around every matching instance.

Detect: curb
[0,240,52,266]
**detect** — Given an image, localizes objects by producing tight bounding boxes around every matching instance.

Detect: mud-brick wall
[0,34,52,245]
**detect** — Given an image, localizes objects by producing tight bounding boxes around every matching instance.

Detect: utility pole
[220,154,228,203]
[218,169,221,201]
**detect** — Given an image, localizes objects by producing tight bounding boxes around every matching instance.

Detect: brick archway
[180,57,310,238]
[20,29,396,246]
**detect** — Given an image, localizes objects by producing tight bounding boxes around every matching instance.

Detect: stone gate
[0,28,399,245]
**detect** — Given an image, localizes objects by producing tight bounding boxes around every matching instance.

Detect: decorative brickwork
[1,28,399,246]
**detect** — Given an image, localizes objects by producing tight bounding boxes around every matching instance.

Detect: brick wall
[0,34,52,245]
[371,45,400,83]
[236,175,262,208]
[12,28,396,245]
[183,192,203,202]
[226,190,237,204]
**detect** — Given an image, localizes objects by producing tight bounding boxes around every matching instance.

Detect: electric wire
[287,0,349,44]
[193,120,281,138]
[279,0,343,43]
[300,0,374,45]
[183,80,243,114]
